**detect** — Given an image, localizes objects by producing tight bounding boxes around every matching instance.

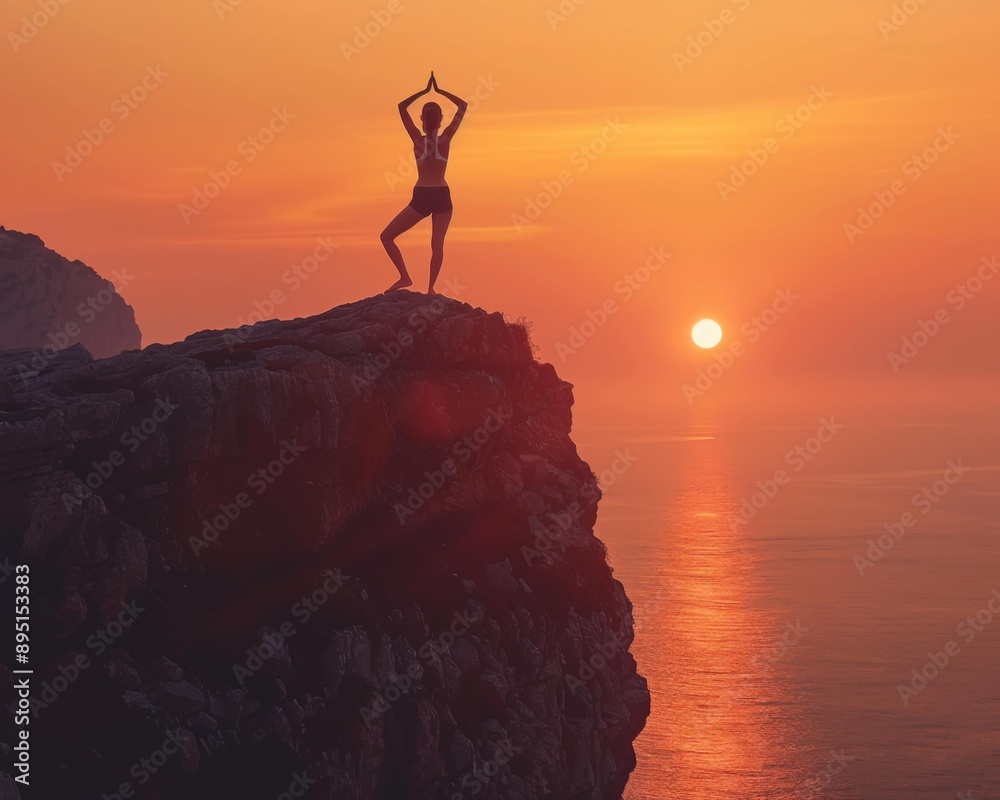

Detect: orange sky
[2,0,998,421]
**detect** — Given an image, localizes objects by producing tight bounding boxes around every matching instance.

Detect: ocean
[578,415,1000,799]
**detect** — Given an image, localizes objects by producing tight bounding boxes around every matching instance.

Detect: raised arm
[398,75,433,140]
[431,73,468,139]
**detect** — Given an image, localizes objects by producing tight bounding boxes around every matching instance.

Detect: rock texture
[0,293,648,799]
[0,226,141,360]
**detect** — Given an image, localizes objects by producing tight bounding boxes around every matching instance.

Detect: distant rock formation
[0,226,141,362]
[0,293,648,799]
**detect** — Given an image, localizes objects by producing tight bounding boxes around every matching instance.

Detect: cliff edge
[0,292,649,799]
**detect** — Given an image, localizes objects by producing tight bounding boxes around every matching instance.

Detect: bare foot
[386,276,413,292]
[427,286,438,296]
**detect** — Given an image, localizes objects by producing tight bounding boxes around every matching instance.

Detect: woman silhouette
[380,73,467,295]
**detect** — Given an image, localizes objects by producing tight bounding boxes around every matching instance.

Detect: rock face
[0,293,649,799]
[0,226,141,360]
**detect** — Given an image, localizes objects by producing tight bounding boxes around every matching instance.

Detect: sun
[691,319,723,349]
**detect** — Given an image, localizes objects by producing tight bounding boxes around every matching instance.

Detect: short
[408,186,453,217]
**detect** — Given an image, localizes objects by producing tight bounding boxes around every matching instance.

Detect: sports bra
[416,135,448,163]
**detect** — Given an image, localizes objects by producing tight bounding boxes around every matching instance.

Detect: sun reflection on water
[627,438,819,799]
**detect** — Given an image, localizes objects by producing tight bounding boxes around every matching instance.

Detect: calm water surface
[578,415,1000,799]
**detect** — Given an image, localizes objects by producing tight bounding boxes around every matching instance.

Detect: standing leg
[380,206,426,291]
[428,209,453,295]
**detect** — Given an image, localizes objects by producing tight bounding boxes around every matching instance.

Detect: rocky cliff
[0,292,648,799]
[0,226,141,360]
